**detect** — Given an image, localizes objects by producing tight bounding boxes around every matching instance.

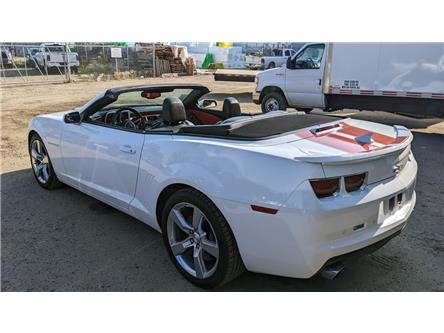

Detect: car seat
[221,97,242,119]
[151,96,193,130]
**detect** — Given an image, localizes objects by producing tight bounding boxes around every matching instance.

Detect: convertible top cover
[178,113,337,139]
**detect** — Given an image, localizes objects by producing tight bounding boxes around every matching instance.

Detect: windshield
[107,88,195,109]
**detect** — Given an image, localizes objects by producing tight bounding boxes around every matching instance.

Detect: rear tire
[261,91,288,113]
[161,188,244,289]
[268,62,276,69]
[29,133,62,190]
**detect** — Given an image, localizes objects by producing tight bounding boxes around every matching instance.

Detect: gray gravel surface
[1,77,443,291]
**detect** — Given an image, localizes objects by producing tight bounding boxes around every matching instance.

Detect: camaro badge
[355,132,374,145]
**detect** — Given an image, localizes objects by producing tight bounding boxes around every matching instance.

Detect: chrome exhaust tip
[321,264,344,280]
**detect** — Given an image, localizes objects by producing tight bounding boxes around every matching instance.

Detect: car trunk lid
[289,118,413,184]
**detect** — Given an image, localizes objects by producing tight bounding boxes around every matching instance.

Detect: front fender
[28,113,67,176]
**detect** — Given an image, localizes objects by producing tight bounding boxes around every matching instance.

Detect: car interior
[85,86,336,139]
[87,87,247,132]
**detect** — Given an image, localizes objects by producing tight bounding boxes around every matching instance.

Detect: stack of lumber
[155,44,175,60]
[132,45,154,73]
[155,44,188,75]
[185,57,196,75]
[131,44,193,76]
[155,58,171,76]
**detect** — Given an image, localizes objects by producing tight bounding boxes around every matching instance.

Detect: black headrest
[162,97,186,125]
[222,97,241,119]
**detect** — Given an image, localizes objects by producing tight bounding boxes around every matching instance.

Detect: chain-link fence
[0,43,196,86]
[0,43,73,85]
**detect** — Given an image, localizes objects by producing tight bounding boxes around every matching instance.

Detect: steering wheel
[305,58,316,68]
[113,107,146,130]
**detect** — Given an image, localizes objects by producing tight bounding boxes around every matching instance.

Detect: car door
[285,43,326,108]
[61,121,145,211]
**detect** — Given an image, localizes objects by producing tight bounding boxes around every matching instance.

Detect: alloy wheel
[31,139,50,183]
[166,202,219,279]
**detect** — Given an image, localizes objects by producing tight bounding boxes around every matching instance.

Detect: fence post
[152,42,156,77]
[23,46,28,80]
[65,43,71,83]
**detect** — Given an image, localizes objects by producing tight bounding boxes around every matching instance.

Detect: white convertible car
[28,84,417,288]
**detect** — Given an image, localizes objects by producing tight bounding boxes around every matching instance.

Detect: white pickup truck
[253,43,444,117]
[33,43,79,73]
[259,48,296,69]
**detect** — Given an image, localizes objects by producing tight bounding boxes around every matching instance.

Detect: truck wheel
[261,92,287,113]
[268,62,276,69]
[296,107,313,113]
[161,188,245,289]
[71,66,78,74]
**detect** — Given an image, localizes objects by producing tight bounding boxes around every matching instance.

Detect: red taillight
[344,173,366,192]
[309,178,340,198]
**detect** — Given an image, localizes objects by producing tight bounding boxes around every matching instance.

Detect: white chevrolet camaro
[28,84,417,288]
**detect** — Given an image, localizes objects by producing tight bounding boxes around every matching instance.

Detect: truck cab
[254,43,327,112]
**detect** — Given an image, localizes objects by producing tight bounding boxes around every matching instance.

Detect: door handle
[318,78,322,86]
[120,144,136,154]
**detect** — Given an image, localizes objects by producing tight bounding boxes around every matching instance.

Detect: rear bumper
[215,156,418,279]
[319,228,402,272]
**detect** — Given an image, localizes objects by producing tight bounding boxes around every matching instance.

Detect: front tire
[267,62,276,69]
[29,133,62,189]
[161,188,244,288]
[261,91,288,113]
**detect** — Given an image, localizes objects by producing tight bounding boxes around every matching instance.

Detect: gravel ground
[1,76,443,291]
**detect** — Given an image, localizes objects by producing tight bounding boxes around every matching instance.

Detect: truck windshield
[295,44,325,69]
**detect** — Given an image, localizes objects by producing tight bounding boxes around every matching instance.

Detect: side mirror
[64,111,81,124]
[199,99,218,108]
[286,56,295,69]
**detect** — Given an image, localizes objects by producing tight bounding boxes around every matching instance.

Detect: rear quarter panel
[130,134,325,231]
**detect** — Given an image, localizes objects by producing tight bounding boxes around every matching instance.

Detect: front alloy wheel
[29,133,62,189]
[31,139,50,184]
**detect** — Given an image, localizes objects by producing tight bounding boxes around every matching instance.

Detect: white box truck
[253,43,444,117]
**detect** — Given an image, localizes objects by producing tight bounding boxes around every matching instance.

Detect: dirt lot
[1,75,443,291]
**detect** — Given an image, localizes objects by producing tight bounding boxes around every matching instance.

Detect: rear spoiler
[294,125,413,165]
